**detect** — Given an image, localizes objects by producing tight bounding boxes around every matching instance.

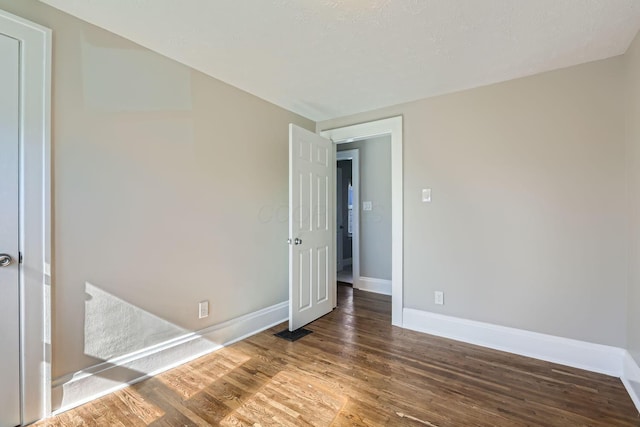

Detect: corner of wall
[622,351,640,413]
[624,27,640,370]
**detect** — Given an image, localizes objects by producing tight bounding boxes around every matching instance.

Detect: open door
[288,124,335,331]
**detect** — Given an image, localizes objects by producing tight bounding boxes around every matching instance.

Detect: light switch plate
[363,201,372,211]
[422,188,432,203]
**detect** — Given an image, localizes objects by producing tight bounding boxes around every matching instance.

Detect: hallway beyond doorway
[337,265,353,285]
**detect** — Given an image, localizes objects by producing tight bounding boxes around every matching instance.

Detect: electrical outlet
[434,291,444,305]
[198,301,209,319]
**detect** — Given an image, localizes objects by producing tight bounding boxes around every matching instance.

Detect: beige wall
[626,30,640,366]
[338,136,392,281]
[0,0,314,379]
[3,0,636,388]
[320,58,628,347]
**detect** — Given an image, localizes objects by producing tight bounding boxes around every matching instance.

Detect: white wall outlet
[198,300,209,319]
[422,188,432,203]
[434,291,444,305]
[363,201,372,211]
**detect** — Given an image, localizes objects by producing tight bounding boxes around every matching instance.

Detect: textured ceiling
[39,0,640,121]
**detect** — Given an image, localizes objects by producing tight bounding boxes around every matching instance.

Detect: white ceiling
[39,0,640,121]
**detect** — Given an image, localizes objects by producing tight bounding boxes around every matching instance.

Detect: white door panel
[0,32,22,427]
[289,124,334,331]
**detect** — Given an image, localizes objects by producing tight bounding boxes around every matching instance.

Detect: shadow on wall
[49,282,348,425]
[51,282,187,411]
[50,282,282,413]
[83,282,186,360]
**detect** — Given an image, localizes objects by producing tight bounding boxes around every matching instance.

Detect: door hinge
[19,252,23,264]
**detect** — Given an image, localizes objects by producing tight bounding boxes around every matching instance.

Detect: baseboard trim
[622,351,640,413]
[402,308,624,377]
[51,301,288,415]
[356,276,391,295]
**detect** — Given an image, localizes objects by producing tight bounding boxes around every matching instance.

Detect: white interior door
[0,32,22,427]
[288,124,334,331]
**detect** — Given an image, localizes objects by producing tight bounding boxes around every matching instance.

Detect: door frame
[320,116,403,326]
[336,149,360,289]
[0,9,52,424]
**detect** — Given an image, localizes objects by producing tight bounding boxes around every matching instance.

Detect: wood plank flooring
[35,285,640,426]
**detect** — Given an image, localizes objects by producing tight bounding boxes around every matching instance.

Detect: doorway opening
[335,136,392,295]
[336,150,358,286]
[321,116,403,326]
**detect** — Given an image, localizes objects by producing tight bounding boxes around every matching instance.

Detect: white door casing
[0,9,51,425]
[0,31,22,427]
[289,124,334,331]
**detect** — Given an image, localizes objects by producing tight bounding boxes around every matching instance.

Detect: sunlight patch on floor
[115,386,165,424]
[156,348,251,399]
[220,370,347,426]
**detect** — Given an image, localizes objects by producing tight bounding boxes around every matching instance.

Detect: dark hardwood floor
[35,285,640,426]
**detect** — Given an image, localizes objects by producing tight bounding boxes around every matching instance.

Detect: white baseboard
[622,351,640,413]
[47,299,640,417]
[402,308,624,377]
[51,301,288,415]
[356,276,391,295]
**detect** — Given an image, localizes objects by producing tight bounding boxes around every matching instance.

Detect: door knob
[0,254,13,267]
[294,238,302,245]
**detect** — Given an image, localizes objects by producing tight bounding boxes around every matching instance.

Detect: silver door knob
[0,254,13,267]
[294,238,302,245]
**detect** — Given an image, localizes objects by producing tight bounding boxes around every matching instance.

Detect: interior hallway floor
[336,265,353,285]
[35,285,639,426]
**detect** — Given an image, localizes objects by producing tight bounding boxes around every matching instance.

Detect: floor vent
[274,328,312,342]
